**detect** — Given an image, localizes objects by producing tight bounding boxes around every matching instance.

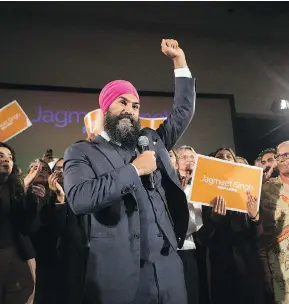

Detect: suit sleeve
[156,77,196,151]
[63,145,143,215]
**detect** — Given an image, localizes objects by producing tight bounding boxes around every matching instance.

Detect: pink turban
[99,80,139,113]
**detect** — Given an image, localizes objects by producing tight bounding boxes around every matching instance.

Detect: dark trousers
[34,260,59,304]
[0,247,33,304]
[178,249,199,304]
[133,249,188,304]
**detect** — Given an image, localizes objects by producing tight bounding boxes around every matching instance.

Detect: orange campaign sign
[0,100,32,142]
[140,117,166,130]
[189,155,263,213]
[84,109,104,137]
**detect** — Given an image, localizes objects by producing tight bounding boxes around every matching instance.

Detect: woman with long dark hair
[196,148,264,304]
[0,142,35,304]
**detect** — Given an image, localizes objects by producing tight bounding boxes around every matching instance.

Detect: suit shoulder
[64,140,91,157]
[141,127,159,138]
[69,140,90,149]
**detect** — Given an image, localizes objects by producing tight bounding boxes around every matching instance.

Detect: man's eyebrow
[118,96,140,105]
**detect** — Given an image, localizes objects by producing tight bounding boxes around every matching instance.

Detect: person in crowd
[177,145,196,189]
[196,147,264,304]
[24,159,65,304]
[260,141,289,304]
[0,142,35,304]
[255,156,263,168]
[259,148,279,183]
[236,156,249,165]
[169,149,178,169]
[56,157,88,304]
[63,38,195,304]
[41,148,55,164]
[176,145,202,304]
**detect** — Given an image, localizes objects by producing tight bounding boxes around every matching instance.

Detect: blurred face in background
[236,157,249,165]
[215,149,235,163]
[177,148,196,173]
[169,150,178,169]
[0,147,13,178]
[276,144,289,176]
[28,160,51,185]
[261,153,276,172]
[53,159,64,184]
[255,158,262,168]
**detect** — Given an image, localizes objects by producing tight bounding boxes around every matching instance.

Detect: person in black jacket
[196,148,264,304]
[0,142,35,304]
[24,158,66,304]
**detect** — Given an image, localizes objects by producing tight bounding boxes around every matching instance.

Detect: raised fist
[161,39,185,59]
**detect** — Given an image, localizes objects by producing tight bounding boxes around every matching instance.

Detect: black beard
[104,111,141,150]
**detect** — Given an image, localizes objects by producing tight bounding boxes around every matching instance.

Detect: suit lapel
[157,149,182,189]
[91,135,137,201]
[140,128,182,189]
[91,135,125,170]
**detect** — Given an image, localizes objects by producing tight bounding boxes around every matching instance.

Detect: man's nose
[124,103,134,115]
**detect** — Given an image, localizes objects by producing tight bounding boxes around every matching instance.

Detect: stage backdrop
[0,88,235,170]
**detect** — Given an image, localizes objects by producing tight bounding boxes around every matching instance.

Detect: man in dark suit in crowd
[63,38,196,304]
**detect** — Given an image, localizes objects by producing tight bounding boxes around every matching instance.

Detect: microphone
[138,136,155,190]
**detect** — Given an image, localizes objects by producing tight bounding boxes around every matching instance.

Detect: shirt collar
[100,131,110,142]
[100,131,121,146]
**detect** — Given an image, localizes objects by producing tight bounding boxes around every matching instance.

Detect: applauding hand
[210,196,226,222]
[247,191,259,221]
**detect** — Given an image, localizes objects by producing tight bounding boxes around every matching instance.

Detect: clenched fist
[132,151,157,176]
[161,38,187,69]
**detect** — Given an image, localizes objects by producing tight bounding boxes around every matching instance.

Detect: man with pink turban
[64,39,196,304]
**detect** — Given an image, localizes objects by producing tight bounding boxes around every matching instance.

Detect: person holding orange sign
[196,148,264,304]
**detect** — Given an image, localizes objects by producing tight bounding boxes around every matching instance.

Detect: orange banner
[84,109,104,137]
[189,155,263,213]
[140,117,166,130]
[0,100,32,142]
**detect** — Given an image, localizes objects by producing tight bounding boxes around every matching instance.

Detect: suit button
[134,234,140,239]
[157,232,162,237]
[154,207,157,212]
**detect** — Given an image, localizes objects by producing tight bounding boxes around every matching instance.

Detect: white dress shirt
[179,184,203,250]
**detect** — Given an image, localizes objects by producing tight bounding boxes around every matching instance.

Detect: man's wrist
[173,56,187,69]
[131,164,141,176]
[56,194,65,204]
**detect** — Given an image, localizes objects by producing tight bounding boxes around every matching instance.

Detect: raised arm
[156,39,196,151]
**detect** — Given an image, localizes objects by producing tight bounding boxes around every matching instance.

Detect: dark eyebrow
[118,96,140,105]
[0,152,12,156]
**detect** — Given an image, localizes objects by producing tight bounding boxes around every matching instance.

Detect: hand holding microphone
[132,136,156,189]
[132,151,157,177]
